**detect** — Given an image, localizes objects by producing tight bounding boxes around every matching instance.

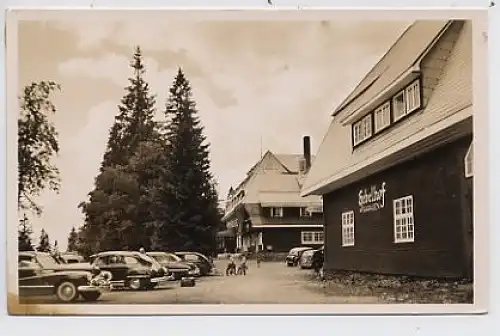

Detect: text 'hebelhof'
[358,182,387,213]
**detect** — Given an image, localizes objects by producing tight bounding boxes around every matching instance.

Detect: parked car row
[18,249,216,303]
[285,246,324,270]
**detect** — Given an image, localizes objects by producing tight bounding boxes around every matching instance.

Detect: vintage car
[90,251,172,290]
[147,252,200,280]
[58,253,85,264]
[18,251,111,303]
[298,249,317,269]
[285,247,313,267]
[174,251,215,276]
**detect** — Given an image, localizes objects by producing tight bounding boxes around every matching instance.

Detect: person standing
[256,251,262,268]
[226,253,236,276]
[238,253,247,275]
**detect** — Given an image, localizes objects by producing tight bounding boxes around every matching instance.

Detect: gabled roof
[274,154,316,173]
[301,20,472,197]
[333,20,450,118]
[223,150,322,220]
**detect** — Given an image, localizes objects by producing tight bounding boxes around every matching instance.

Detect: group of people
[225,251,264,276]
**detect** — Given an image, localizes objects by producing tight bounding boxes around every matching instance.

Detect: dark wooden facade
[261,227,324,253]
[323,134,473,279]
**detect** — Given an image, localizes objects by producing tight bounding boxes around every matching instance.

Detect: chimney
[303,136,311,172]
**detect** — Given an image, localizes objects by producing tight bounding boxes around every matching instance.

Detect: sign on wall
[358,182,387,213]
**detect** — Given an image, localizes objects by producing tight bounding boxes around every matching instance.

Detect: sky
[17,16,411,249]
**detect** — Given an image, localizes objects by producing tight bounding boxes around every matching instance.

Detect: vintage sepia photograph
[6,9,489,315]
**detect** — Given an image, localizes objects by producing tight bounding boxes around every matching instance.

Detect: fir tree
[66,227,78,252]
[18,81,61,215]
[79,46,159,253]
[153,68,221,255]
[18,214,34,251]
[36,228,51,252]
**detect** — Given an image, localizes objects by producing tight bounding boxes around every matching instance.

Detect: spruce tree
[66,227,78,252]
[18,214,34,251]
[154,68,221,255]
[36,228,51,252]
[79,46,158,253]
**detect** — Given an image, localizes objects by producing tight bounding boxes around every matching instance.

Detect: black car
[285,247,313,267]
[174,252,214,276]
[18,251,111,303]
[90,251,172,290]
[147,252,201,280]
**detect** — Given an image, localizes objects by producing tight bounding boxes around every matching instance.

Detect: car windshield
[37,254,60,268]
[180,254,200,262]
[290,248,307,256]
[303,250,315,257]
[150,254,169,263]
[166,254,182,262]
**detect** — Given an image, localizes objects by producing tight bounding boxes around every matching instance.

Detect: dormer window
[405,80,421,113]
[351,77,421,149]
[352,114,372,146]
[393,79,421,122]
[392,90,406,122]
[374,101,391,133]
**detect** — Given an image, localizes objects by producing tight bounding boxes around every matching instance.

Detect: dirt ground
[21,260,380,304]
[20,260,471,305]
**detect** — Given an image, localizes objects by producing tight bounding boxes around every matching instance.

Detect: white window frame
[352,114,373,146]
[269,207,283,218]
[301,231,324,244]
[392,90,407,122]
[299,207,312,217]
[405,79,421,114]
[341,211,355,247]
[374,101,391,133]
[393,195,415,243]
[464,141,473,178]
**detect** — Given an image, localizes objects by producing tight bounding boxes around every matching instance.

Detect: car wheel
[80,291,101,301]
[55,281,79,303]
[128,279,143,290]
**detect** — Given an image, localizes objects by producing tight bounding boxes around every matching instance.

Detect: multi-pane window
[269,207,283,218]
[393,80,421,122]
[301,231,324,244]
[299,207,312,217]
[392,90,407,121]
[393,195,415,243]
[405,80,421,113]
[465,142,473,178]
[341,211,355,247]
[374,101,391,133]
[353,114,373,146]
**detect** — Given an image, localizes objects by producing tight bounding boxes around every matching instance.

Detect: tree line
[18,46,223,257]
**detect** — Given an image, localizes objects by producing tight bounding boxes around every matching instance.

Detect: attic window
[392,90,406,121]
[352,114,372,146]
[393,79,421,122]
[374,101,391,133]
[464,142,473,178]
